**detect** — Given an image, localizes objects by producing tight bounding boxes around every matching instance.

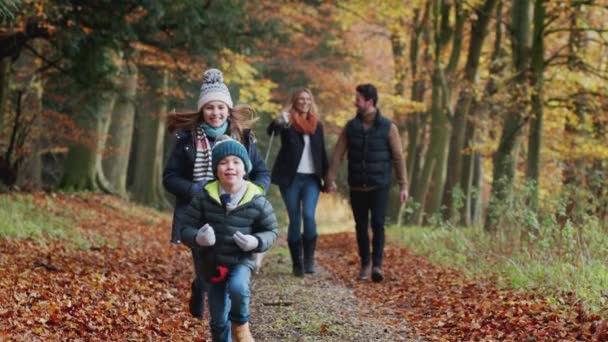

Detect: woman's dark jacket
[266,120,328,188]
[163,129,270,243]
[179,181,278,277]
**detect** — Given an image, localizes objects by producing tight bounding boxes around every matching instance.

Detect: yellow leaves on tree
[218,49,280,116]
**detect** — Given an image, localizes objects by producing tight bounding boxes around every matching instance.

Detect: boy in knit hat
[178,136,278,342]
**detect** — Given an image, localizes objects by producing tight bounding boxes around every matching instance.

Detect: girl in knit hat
[163,68,270,320]
[178,136,278,342]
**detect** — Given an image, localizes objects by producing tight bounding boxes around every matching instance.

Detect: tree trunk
[60,46,120,192]
[131,68,170,209]
[412,68,447,224]
[524,0,545,214]
[387,22,408,221]
[462,1,506,226]
[442,0,498,223]
[485,0,532,231]
[0,57,10,136]
[103,61,138,197]
[398,3,431,226]
[16,78,43,189]
[412,0,461,223]
[562,5,588,223]
[60,91,116,191]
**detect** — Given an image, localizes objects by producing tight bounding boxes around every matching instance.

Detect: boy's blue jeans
[279,173,321,243]
[208,264,252,342]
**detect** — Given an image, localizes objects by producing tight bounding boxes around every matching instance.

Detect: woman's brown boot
[231,322,254,342]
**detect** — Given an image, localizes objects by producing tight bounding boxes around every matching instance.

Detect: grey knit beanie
[197,68,233,111]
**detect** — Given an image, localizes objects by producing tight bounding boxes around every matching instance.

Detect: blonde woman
[266,88,328,277]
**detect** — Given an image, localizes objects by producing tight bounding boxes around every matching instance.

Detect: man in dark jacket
[326,84,408,282]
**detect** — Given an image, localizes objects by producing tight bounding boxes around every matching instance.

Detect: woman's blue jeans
[279,173,321,243]
[208,264,252,342]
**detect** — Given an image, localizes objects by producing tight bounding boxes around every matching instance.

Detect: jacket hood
[204,180,263,207]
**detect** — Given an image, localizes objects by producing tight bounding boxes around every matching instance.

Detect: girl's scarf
[193,125,214,182]
[202,121,228,138]
[290,111,318,135]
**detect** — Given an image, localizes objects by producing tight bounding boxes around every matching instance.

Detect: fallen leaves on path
[317,232,606,341]
[2,193,606,341]
[0,193,207,341]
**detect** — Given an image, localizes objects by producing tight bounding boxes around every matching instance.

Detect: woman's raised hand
[276,111,290,125]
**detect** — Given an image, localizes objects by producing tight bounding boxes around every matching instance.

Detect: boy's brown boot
[232,322,254,342]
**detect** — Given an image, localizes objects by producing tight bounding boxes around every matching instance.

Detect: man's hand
[324,179,337,193]
[195,223,216,246]
[400,189,409,204]
[233,231,259,252]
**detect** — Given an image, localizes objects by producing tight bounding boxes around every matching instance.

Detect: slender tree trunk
[131,68,170,209]
[387,22,408,221]
[442,0,498,223]
[485,0,532,231]
[427,0,464,219]
[103,61,138,197]
[0,57,10,136]
[399,3,431,226]
[562,6,588,222]
[412,69,446,224]
[525,0,545,214]
[16,78,43,188]
[94,92,117,193]
[471,151,483,225]
[462,1,506,226]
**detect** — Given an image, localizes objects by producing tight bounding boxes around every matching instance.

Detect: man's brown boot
[357,263,371,280]
[232,322,254,342]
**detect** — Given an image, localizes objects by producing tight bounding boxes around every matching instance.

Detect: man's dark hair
[356,84,378,106]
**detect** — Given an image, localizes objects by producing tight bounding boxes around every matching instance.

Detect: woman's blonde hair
[287,87,318,115]
[166,104,257,143]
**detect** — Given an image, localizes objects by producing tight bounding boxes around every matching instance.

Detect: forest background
[1,0,608,314]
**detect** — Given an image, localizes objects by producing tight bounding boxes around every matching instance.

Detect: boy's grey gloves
[233,231,259,252]
[195,224,216,246]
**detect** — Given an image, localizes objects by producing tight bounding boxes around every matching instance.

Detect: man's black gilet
[346,111,392,188]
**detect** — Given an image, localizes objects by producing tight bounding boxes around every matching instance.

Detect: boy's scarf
[219,183,247,212]
[290,111,318,135]
[193,125,214,182]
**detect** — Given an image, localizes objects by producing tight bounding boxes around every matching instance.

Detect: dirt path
[250,242,417,341]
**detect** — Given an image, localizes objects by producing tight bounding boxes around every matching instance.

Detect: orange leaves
[0,192,207,340]
[317,232,602,341]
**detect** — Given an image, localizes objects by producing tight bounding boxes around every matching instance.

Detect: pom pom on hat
[197,68,233,111]
[211,135,252,174]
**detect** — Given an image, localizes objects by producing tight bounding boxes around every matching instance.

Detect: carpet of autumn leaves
[0,193,207,341]
[316,233,608,341]
[1,192,607,341]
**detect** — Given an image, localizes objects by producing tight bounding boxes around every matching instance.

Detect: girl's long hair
[166,104,257,142]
